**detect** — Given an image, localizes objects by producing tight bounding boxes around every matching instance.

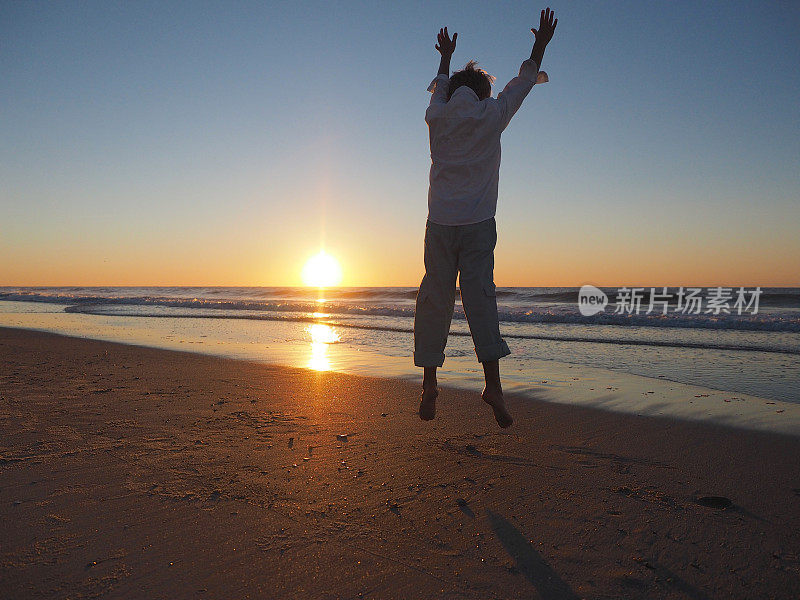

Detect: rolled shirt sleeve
[425,74,450,123]
[427,74,450,105]
[497,59,548,130]
[518,59,549,85]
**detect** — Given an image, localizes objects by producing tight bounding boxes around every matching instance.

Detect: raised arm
[435,27,457,76]
[530,7,557,68]
[496,8,557,130]
[427,27,457,110]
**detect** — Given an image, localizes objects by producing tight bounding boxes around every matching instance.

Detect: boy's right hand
[435,27,457,56]
[531,7,557,45]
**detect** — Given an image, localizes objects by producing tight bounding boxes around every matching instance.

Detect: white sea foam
[1,286,798,332]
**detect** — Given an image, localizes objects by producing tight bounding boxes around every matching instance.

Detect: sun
[301,251,343,287]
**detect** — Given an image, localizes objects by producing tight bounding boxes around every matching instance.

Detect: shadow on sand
[487,510,580,600]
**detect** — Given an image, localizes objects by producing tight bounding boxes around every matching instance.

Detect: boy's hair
[447,60,496,101]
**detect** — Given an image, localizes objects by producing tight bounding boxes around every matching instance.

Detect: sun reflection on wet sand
[307,322,340,371]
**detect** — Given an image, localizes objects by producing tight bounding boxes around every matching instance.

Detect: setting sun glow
[301,251,343,288]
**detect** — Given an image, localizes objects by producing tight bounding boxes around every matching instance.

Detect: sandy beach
[1,326,799,599]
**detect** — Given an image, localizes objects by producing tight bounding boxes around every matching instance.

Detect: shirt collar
[451,86,480,101]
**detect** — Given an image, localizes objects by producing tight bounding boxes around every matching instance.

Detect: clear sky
[2,1,798,287]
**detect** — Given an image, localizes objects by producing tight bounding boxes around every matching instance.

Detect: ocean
[1,286,798,430]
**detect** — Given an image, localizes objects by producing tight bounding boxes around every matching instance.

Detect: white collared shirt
[425,59,548,226]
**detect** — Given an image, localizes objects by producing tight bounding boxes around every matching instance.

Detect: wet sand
[1,326,799,599]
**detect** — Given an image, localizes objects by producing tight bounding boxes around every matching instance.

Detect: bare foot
[419,385,438,421]
[482,386,513,428]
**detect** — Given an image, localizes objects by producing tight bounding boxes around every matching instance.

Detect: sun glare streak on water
[307,322,340,371]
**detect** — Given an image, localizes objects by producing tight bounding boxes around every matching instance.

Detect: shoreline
[1,327,799,598]
[1,311,798,436]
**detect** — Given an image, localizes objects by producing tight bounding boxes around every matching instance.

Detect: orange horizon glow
[1,261,798,288]
[1,230,798,288]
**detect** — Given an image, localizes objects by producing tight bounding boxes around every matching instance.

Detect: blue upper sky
[2,1,798,285]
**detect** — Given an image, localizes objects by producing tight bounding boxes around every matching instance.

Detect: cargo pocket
[482,281,497,297]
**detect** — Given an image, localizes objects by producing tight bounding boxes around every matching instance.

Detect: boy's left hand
[531,7,557,45]
[435,27,457,56]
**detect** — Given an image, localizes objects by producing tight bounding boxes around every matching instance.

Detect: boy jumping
[414,8,557,427]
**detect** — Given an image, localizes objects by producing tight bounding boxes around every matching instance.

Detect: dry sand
[1,326,799,599]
